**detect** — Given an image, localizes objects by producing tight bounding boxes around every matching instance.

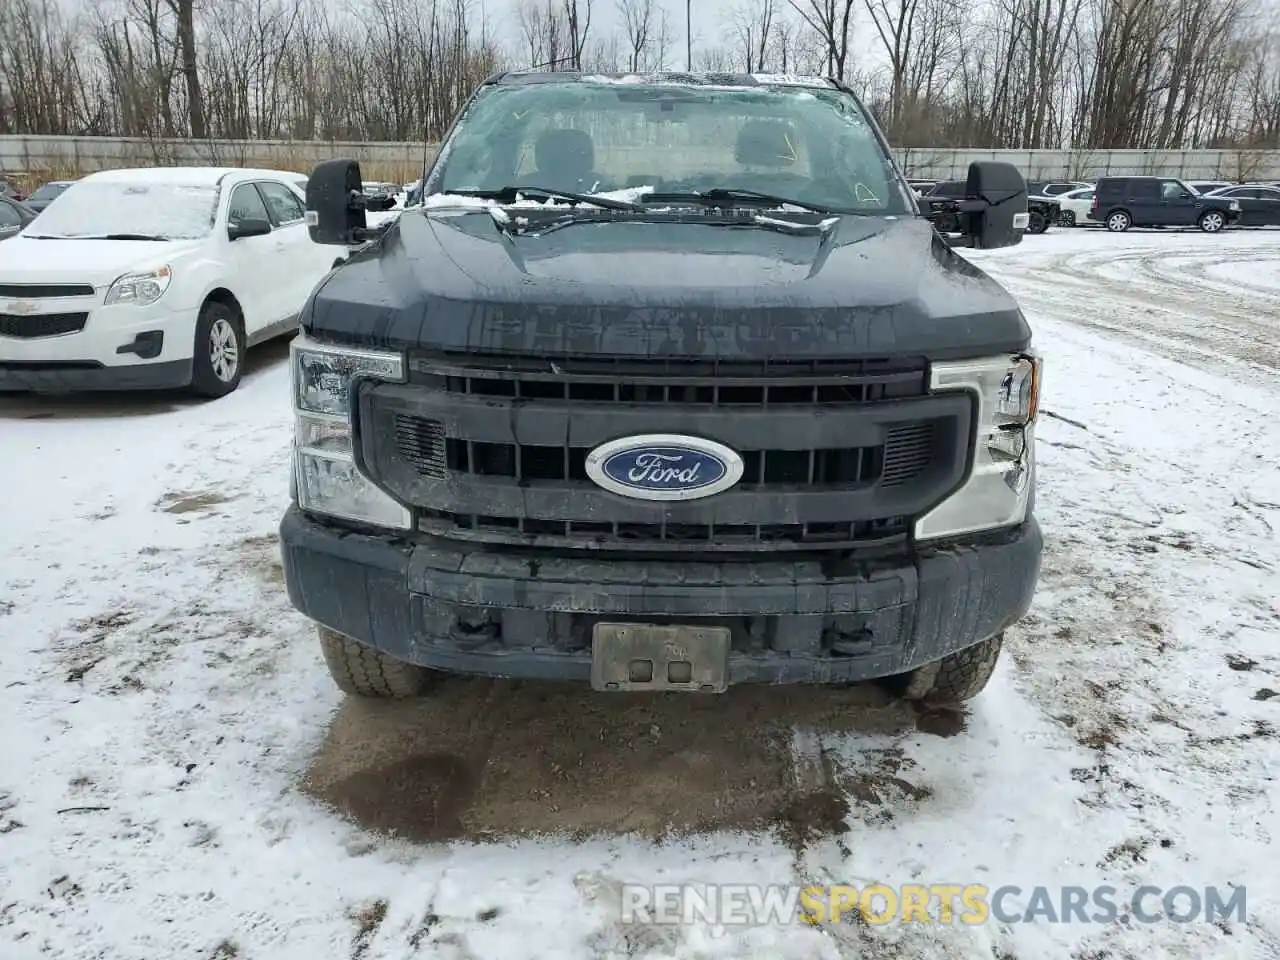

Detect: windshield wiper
[445,186,640,211]
[24,233,169,240]
[641,188,836,214]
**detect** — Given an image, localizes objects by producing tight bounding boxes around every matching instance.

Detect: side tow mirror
[228,217,272,240]
[305,158,378,245]
[958,160,1027,249]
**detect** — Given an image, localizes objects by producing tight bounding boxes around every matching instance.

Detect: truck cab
[282,71,1043,706]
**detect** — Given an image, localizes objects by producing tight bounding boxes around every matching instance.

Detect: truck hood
[0,235,198,287]
[304,208,1031,360]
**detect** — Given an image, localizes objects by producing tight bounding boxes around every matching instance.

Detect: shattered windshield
[429,79,909,215]
[26,181,221,239]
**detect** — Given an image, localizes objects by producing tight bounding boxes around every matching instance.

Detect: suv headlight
[104,266,172,305]
[291,333,411,529]
[914,352,1042,541]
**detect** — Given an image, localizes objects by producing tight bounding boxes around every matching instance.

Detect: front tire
[1027,210,1049,234]
[1106,210,1132,232]
[317,626,434,698]
[189,300,244,398]
[889,634,1003,706]
[1198,211,1226,233]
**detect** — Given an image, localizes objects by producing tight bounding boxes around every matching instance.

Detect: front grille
[410,352,927,406]
[0,312,88,338]
[0,283,96,298]
[360,354,971,554]
[394,414,936,489]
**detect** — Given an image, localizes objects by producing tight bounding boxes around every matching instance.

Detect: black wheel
[1106,210,1131,232]
[885,634,1003,706]
[1058,210,1076,227]
[317,626,435,698]
[1197,210,1226,233]
[1027,210,1049,234]
[189,299,244,398]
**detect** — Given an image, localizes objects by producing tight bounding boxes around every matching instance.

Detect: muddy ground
[302,676,962,849]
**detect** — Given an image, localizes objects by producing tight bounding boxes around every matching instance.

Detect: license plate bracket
[590,622,730,693]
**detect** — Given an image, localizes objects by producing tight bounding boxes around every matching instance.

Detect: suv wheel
[189,300,245,398]
[317,626,435,698]
[1106,210,1131,232]
[885,634,1004,705]
[1198,211,1225,233]
[1027,210,1049,234]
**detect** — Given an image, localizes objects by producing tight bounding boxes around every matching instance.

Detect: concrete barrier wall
[3,135,1279,183]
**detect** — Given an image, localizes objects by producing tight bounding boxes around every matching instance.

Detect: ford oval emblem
[585,434,744,501]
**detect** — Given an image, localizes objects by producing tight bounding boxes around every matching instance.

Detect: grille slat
[0,312,88,339]
[0,283,95,299]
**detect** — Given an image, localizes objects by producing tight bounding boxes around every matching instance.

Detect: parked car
[22,180,76,213]
[284,71,1042,706]
[0,166,339,397]
[0,179,25,201]
[1087,176,1241,232]
[926,179,1055,233]
[1205,184,1280,226]
[1026,180,1092,197]
[0,195,37,240]
[1054,186,1097,227]
[1186,180,1233,195]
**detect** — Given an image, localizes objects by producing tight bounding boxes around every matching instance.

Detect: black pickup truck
[283,71,1043,707]
[925,179,1057,235]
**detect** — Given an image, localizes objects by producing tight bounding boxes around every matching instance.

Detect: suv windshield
[25,181,220,240]
[26,182,71,202]
[429,77,908,215]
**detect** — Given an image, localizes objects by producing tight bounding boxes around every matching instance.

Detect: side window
[1232,188,1260,199]
[258,181,305,226]
[228,183,270,225]
[0,202,21,228]
[1160,179,1185,199]
[1131,180,1160,199]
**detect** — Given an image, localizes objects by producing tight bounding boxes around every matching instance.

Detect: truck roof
[489,71,840,91]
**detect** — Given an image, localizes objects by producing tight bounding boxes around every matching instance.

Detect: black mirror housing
[960,161,1027,249]
[228,217,272,240]
[306,158,368,245]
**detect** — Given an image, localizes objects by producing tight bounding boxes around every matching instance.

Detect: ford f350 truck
[281,71,1043,706]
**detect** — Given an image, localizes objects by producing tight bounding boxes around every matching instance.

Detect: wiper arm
[100,233,169,241]
[445,186,640,211]
[641,188,835,214]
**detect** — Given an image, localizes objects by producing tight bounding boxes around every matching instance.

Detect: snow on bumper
[279,506,1043,684]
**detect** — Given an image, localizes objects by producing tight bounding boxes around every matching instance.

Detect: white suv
[0,166,339,397]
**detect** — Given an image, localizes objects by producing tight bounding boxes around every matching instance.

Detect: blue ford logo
[585,434,744,501]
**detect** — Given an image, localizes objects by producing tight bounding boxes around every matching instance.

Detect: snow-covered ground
[2,227,1279,960]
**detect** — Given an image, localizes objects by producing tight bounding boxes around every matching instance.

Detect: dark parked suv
[1088,176,1240,232]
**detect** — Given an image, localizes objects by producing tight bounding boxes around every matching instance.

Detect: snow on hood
[0,235,197,286]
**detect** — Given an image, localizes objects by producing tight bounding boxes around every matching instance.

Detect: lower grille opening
[0,312,89,338]
[419,508,908,549]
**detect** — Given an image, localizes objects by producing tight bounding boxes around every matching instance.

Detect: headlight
[914,353,1042,541]
[105,266,171,305]
[291,333,411,529]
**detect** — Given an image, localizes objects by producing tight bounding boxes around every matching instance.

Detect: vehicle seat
[528,128,601,191]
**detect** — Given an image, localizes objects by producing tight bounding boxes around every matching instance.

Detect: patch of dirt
[208,940,240,959]
[235,534,283,586]
[303,678,916,846]
[349,899,388,960]
[1226,653,1258,671]
[157,490,236,514]
[910,702,967,737]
